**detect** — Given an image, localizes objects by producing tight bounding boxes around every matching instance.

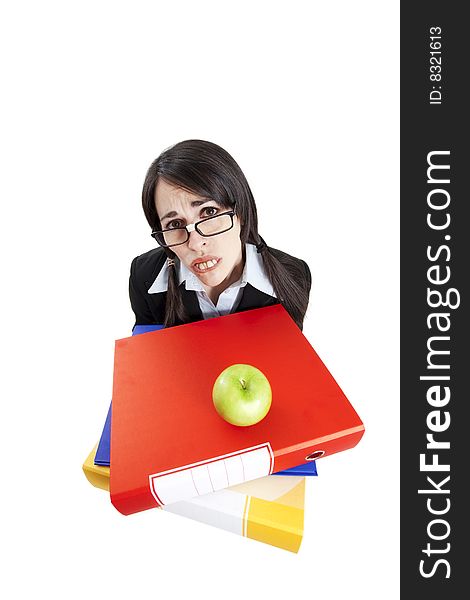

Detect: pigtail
[163,254,187,327]
[256,237,310,330]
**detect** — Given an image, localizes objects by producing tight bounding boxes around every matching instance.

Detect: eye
[201,206,219,218]
[166,219,184,229]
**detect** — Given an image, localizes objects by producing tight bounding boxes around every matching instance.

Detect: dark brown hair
[142,139,310,328]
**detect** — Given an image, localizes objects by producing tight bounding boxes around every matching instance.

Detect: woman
[130,139,311,330]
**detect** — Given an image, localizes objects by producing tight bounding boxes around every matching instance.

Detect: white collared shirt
[147,243,276,319]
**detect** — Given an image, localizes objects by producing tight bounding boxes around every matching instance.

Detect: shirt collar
[147,243,276,298]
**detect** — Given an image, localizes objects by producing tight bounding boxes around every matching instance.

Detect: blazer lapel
[236,284,278,313]
[181,287,204,323]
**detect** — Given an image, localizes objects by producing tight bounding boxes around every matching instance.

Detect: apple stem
[240,378,246,389]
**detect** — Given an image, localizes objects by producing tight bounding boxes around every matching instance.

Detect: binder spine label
[149,442,274,506]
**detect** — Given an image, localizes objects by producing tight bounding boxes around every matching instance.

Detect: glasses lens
[197,213,233,236]
[152,228,187,247]
[161,228,188,247]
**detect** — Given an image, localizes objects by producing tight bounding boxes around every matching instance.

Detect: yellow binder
[83,445,305,552]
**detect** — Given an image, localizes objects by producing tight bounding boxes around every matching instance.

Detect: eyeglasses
[151,211,235,248]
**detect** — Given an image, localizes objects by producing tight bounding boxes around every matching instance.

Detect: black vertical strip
[401,2,467,597]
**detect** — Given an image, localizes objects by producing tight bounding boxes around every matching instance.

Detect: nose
[186,228,206,252]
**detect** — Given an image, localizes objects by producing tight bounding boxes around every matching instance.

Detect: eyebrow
[160,199,214,222]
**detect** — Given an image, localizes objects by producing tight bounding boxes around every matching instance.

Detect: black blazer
[129,246,311,328]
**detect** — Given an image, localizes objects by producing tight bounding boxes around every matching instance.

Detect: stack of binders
[83,305,364,552]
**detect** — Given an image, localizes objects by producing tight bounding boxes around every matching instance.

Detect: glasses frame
[151,210,235,248]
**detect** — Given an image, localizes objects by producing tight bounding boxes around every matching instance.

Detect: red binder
[110,305,364,515]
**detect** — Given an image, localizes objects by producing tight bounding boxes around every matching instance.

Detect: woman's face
[154,179,244,289]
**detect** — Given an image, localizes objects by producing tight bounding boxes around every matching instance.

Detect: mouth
[190,256,221,274]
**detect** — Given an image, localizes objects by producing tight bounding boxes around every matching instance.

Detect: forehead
[155,179,207,215]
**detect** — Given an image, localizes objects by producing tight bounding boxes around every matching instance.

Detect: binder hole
[305,450,325,460]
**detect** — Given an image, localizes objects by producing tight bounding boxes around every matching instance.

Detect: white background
[1,1,399,598]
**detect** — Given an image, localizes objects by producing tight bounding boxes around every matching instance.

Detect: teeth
[196,259,217,271]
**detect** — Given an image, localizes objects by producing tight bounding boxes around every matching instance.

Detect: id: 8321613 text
[429,26,442,105]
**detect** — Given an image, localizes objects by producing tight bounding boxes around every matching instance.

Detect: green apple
[212,364,272,426]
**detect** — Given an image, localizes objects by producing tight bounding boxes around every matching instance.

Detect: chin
[197,270,228,287]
